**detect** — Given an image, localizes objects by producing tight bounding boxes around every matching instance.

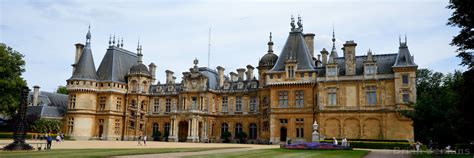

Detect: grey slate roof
[198,67,219,90]
[96,46,138,83]
[393,43,417,67]
[27,91,67,119]
[318,54,398,76]
[271,32,315,71]
[70,43,98,80]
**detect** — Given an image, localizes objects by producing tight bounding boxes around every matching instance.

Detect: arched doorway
[280,127,287,142]
[178,121,188,142]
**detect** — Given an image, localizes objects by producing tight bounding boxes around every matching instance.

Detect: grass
[0,148,224,158]
[185,148,370,158]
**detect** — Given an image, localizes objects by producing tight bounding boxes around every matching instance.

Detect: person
[56,135,61,142]
[46,134,53,150]
[143,135,147,146]
[333,137,338,145]
[137,136,142,146]
[428,140,433,150]
[415,141,421,151]
[341,137,347,146]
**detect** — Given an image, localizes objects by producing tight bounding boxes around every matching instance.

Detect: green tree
[0,43,26,118]
[447,0,474,68]
[29,119,62,134]
[221,131,231,143]
[55,86,68,94]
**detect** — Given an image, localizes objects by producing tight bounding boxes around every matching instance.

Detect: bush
[323,138,409,143]
[152,130,161,141]
[221,131,231,143]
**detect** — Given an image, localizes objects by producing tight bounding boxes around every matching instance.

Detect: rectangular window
[295,90,304,108]
[296,118,304,138]
[69,95,76,109]
[327,67,337,76]
[365,65,375,75]
[277,74,281,79]
[309,72,313,77]
[403,92,410,103]
[153,98,160,113]
[235,96,242,112]
[287,66,294,79]
[327,88,337,106]
[269,74,273,79]
[278,91,288,108]
[67,117,74,134]
[165,98,171,113]
[99,96,106,111]
[300,72,305,78]
[114,119,120,135]
[402,75,409,85]
[129,121,135,129]
[116,97,122,111]
[192,97,197,110]
[222,96,228,112]
[164,123,170,134]
[249,96,257,112]
[366,86,377,105]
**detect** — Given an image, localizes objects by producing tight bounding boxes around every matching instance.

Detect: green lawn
[185,148,370,158]
[0,148,224,158]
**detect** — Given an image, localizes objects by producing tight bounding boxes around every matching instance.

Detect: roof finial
[399,34,401,45]
[137,38,140,53]
[404,34,407,44]
[120,37,124,48]
[297,14,303,30]
[332,25,336,44]
[267,32,274,53]
[112,34,116,46]
[116,36,120,47]
[108,35,112,46]
[290,15,295,30]
[86,25,91,44]
[269,32,272,42]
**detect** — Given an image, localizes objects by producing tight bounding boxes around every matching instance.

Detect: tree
[221,131,231,143]
[447,0,474,68]
[0,43,26,119]
[55,86,68,95]
[29,119,62,134]
[237,131,247,144]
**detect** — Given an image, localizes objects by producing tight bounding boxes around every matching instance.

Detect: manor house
[63,17,417,143]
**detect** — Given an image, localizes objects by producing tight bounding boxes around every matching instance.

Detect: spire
[137,40,143,63]
[86,25,91,44]
[330,26,339,58]
[267,32,274,53]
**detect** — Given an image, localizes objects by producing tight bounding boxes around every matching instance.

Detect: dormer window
[287,66,295,79]
[327,67,337,76]
[237,82,243,89]
[365,65,376,75]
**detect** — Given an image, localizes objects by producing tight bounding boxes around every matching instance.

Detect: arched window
[131,99,137,107]
[130,80,138,92]
[221,123,229,137]
[249,123,257,139]
[153,123,159,133]
[235,123,242,138]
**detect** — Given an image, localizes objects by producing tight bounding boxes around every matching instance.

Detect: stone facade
[63,18,416,143]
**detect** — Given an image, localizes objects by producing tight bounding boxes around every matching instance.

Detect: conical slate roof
[70,40,98,80]
[393,42,417,67]
[270,32,315,71]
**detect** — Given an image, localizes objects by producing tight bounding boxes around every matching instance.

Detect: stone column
[188,119,192,137]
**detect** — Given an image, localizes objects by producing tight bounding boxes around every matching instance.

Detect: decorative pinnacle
[112,34,116,45]
[109,35,112,46]
[86,25,91,44]
[269,32,272,42]
[120,38,124,48]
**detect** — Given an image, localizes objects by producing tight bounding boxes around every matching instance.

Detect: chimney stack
[230,72,238,82]
[321,48,329,66]
[343,40,357,75]
[33,85,40,106]
[236,68,246,81]
[217,66,225,87]
[149,63,156,84]
[73,43,85,73]
[303,33,315,57]
[246,65,255,81]
[165,70,175,84]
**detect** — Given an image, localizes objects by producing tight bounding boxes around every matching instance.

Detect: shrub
[237,132,247,144]
[221,131,231,143]
[152,130,161,141]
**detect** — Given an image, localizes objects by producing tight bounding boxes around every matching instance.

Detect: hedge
[323,138,409,143]
[0,132,72,140]
[320,140,422,150]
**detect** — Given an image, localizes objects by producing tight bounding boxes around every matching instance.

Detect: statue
[297,15,303,29]
[312,120,320,142]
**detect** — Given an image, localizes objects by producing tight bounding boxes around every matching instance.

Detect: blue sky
[0,0,466,92]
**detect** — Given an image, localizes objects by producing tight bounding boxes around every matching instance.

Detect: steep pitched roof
[318,54,398,76]
[271,32,315,71]
[96,46,138,83]
[26,91,67,119]
[70,42,98,80]
[393,42,417,67]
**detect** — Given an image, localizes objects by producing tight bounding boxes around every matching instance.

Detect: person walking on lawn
[46,134,53,149]
[137,136,142,146]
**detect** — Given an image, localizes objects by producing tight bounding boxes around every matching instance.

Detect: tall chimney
[217,66,225,87]
[166,70,174,84]
[236,68,245,81]
[321,48,329,66]
[303,33,315,57]
[246,65,255,81]
[343,40,357,75]
[73,43,85,73]
[230,72,238,82]
[33,85,40,106]
[149,63,156,84]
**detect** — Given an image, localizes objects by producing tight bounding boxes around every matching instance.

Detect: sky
[0,0,466,92]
